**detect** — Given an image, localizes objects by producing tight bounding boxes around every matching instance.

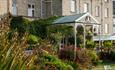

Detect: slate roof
[53,13,86,24]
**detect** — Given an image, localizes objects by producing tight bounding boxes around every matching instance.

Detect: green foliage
[59,47,74,61]
[65,61,78,70]
[28,20,48,39]
[28,34,41,44]
[103,41,112,48]
[0,31,36,70]
[47,25,73,52]
[110,51,115,60]
[77,35,84,47]
[76,25,84,47]
[10,16,59,39]
[86,31,93,40]
[86,40,95,49]
[59,46,99,69]
[9,16,100,70]
[77,25,84,35]
[47,25,73,43]
[10,16,29,37]
[28,16,60,39]
[38,53,74,70]
[88,50,99,65]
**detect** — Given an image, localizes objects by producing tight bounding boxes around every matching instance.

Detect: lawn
[92,60,115,70]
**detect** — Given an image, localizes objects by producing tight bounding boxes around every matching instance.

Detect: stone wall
[0,0,8,15]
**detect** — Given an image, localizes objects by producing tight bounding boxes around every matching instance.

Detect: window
[94,25,99,35]
[32,10,34,17]
[28,4,35,17]
[70,0,76,12]
[84,3,89,13]
[12,0,17,15]
[28,4,31,8]
[104,8,109,17]
[12,4,17,15]
[85,16,91,22]
[105,24,109,34]
[32,5,34,9]
[95,6,100,17]
[105,0,109,2]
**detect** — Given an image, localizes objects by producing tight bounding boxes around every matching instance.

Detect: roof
[93,35,111,41]
[54,13,85,24]
[93,35,115,41]
[53,13,99,24]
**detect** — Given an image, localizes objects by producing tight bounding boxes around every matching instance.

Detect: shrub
[28,34,41,44]
[75,49,92,68]
[38,53,74,70]
[87,50,99,65]
[10,16,29,37]
[103,41,112,48]
[86,40,95,49]
[65,60,78,70]
[110,51,115,60]
[59,48,74,61]
[59,46,99,69]
[0,31,36,70]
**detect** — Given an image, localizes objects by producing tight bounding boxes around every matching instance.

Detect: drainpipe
[74,23,77,61]
[90,0,92,14]
[101,0,103,35]
[40,0,43,18]
[7,0,10,14]
[99,0,103,48]
[83,24,86,49]
[51,0,53,16]
[79,0,80,13]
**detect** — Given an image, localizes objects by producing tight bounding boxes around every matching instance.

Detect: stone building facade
[0,0,8,15]
[52,0,113,35]
[0,0,113,35]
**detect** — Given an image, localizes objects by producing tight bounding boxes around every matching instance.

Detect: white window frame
[12,3,17,15]
[95,6,99,17]
[104,8,109,18]
[28,4,35,17]
[113,18,115,25]
[12,0,17,15]
[105,24,109,34]
[105,0,109,2]
[70,0,76,12]
[84,3,88,13]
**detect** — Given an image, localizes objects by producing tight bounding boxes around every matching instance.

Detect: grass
[92,60,115,70]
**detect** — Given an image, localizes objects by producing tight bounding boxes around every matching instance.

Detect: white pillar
[51,0,53,15]
[83,24,86,49]
[99,25,101,47]
[92,25,94,42]
[40,0,43,18]
[74,23,77,60]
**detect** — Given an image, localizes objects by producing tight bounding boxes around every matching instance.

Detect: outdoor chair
[104,65,111,70]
